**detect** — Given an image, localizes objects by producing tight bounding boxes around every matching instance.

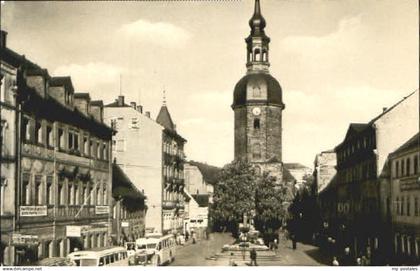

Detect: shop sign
[66,226,82,237]
[121,222,129,227]
[95,205,110,214]
[12,234,39,246]
[400,178,420,191]
[19,206,47,217]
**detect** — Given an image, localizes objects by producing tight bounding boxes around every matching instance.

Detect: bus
[67,246,128,266]
[135,234,176,266]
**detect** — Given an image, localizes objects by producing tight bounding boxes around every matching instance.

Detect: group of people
[331,247,372,266]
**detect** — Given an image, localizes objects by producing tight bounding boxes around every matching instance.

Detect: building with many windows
[0,32,114,265]
[332,89,418,263]
[104,95,187,235]
[104,96,163,234]
[157,101,187,235]
[387,133,420,265]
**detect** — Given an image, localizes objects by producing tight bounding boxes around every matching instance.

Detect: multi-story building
[314,150,337,230]
[156,101,187,235]
[333,89,418,261]
[111,163,146,245]
[387,133,420,265]
[0,32,114,265]
[183,161,220,235]
[1,30,19,266]
[104,96,187,235]
[104,96,163,234]
[314,150,337,194]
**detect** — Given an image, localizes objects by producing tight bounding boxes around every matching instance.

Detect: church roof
[232,73,283,108]
[156,105,176,131]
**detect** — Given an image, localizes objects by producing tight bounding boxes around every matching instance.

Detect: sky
[1,0,418,168]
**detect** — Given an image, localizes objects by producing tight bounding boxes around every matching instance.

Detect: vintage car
[128,250,155,266]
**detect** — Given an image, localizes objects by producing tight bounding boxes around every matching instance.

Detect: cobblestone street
[170,233,327,266]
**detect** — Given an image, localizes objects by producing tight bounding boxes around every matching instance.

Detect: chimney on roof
[130,102,136,109]
[117,95,124,106]
[1,30,7,48]
[136,105,143,113]
[382,107,387,112]
[145,111,151,118]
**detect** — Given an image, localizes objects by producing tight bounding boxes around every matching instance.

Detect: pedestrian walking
[341,247,354,266]
[185,231,189,242]
[274,239,278,250]
[250,248,257,266]
[291,234,297,250]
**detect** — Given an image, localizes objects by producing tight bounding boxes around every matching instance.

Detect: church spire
[246,0,270,74]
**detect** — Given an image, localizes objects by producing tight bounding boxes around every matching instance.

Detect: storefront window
[21,173,31,205]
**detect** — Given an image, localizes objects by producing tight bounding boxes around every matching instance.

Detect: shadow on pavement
[304,248,331,266]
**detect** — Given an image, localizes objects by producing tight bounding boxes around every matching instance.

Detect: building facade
[104,96,186,235]
[111,163,146,245]
[156,102,187,235]
[232,0,285,179]
[104,96,163,234]
[332,90,419,262]
[387,133,420,265]
[183,161,219,236]
[1,33,114,265]
[314,151,337,194]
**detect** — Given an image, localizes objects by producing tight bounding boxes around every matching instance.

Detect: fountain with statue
[222,213,269,252]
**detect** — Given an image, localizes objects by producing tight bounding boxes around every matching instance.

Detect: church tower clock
[232,0,285,178]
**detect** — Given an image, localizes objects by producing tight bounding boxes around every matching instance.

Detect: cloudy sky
[2,0,418,168]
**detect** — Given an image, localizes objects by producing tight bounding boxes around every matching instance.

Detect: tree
[254,172,295,243]
[210,160,257,236]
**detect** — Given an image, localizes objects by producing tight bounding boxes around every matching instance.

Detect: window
[414,155,418,174]
[35,121,42,144]
[401,197,405,216]
[96,186,101,205]
[90,186,95,205]
[58,128,65,149]
[407,196,411,216]
[75,183,80,205]
[396,197,400,215]
[253,86,261,97]
[406,158,411,176]
[84,136,89,156]
[97,141,101,159]
[46,176,53,205]
[90,140,95,156]
[130,118,139,129]
[21,173,31,205]
[103,143,108,160]
[254,118,260,129]
[22,117,31,142]
[46,126,53,147]
[401,160,405,177]
[34,175,43,205]
[415,197,419,216]
[103,188,107,205]
[58,176,65,205]
[395,161,399,178]
[68,182,74,205]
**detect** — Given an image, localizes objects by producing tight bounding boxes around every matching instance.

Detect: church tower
[232,0,285,178]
